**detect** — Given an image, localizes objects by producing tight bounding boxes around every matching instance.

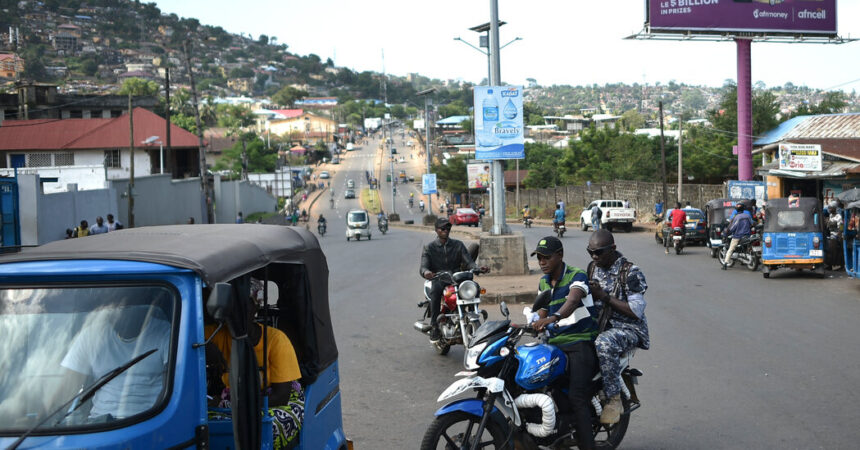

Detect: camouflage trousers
[595,328,639,398]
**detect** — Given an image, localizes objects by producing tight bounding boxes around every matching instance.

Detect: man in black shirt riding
[420,217,488,342]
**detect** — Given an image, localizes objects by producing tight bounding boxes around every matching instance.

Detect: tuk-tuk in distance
[0,225,351,450]
[704,198,747,259]
[761,197,826,278]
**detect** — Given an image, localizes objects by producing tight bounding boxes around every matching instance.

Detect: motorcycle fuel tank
[515,343,567,390]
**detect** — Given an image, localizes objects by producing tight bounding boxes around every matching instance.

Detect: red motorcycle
[414,269,487,355]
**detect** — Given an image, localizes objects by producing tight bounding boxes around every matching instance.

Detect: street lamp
[142,135,164,174]
[417,87,436,217]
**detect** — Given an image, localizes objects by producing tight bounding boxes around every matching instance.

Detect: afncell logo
[798,9,826,20]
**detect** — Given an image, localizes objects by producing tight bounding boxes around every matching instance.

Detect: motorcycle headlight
[459,280,479,300]
[464,341,488,370]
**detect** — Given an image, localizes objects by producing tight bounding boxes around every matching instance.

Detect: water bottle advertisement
[474,85,525,160]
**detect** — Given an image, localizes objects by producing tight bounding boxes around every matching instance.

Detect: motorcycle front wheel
[420,411,507,450]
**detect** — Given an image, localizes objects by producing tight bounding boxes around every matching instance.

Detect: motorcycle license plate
[673,235,683,241]
[752,246,762,252]
[809,249,823,257]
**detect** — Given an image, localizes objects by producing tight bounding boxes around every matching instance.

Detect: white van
[346,209,372,241]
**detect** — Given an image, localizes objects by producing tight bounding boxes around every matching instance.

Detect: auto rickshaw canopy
[0,224,338,383]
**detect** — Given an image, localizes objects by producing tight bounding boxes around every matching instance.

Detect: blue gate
[0,178,21,251]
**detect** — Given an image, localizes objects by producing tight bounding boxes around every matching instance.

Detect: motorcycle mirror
[500,302,510,318]
[535,289,551,306]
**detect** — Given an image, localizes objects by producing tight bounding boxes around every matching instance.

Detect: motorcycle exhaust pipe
[414,321,431,333]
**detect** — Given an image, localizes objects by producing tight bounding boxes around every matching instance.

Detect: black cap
[435,217,452,229]
[531,236,563,257]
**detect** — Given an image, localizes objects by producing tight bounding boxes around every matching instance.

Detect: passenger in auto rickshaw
[206,277,304,449]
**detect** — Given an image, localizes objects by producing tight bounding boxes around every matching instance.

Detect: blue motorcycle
[421,299,642,450]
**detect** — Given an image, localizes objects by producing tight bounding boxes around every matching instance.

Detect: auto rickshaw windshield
[0,285,177,433]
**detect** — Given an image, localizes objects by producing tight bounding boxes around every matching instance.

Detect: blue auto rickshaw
[0,225,351,449]
[761,197,826,278]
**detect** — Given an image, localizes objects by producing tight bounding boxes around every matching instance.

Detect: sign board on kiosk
[646,0,837,37]
[467,163,491,190]
[422,174,437,195]
[728,180,767,203]
[778,143,822,172]
[474,85,525,160]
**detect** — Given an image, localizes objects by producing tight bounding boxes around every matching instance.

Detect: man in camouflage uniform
[586,229,650,425]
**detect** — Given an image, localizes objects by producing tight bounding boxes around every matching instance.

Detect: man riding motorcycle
[722,202,753,270]
[665,202,687,254]
[420,217,488,342]
[317,214,327,235]
[553,203,566,233]
[419,199,425,212]
[530,236,600,450]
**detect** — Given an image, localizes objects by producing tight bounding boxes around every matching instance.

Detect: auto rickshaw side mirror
[206,282,234,324]
[814,213,819,226]
[500,301,510,318]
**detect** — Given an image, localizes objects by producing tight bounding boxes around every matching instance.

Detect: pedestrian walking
[90,216,109,235]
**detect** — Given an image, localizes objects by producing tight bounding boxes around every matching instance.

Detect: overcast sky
[152,0,860,92]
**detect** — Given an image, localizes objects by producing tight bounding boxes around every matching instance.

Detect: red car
[449,208,480,227]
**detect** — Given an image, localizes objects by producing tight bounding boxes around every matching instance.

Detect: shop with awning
[753,113,860,203]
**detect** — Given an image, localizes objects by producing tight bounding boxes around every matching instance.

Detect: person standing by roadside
[586,229,650,425]
[106,214,122,231]
[591,204,603,230]
[236,212,244,224]
[74,220,90,238]
[90,216,109,235]
[530,236,600,450]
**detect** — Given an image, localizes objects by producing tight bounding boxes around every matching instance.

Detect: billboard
[422,174,437,195]
[728,180,767,202]
[778,143,822,172]
[647,0,837,36]
[474,86,525,160]
[467,163,492,190]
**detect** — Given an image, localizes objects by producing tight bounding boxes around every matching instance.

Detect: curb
[482,290,534,305]
[389,221,483,240]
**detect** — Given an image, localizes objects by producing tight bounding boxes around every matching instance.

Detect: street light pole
[417,87,436,217]
[488,0,507,235]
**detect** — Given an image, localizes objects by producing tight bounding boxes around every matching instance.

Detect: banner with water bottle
[474,85,524,160]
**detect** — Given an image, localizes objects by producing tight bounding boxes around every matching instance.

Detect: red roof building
[0,107,202,179]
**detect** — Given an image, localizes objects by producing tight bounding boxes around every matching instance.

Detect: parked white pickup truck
[579,200,636,232]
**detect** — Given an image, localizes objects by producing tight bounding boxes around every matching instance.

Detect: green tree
[432,155,468,194]
[618,109,645,132]
[521,143,563,188]
[119,77,160,97]
[272,86,308,108]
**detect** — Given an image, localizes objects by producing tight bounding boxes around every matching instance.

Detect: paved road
[309,133,860,449]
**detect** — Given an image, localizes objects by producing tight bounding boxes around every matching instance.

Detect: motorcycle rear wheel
[674,243,682,255]
[745,254,759,271]
[593,396,631,448]
[420,411,507,450]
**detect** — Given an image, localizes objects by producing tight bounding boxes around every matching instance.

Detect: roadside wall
[213,175,279,224]
[472,180,725,219]
[16,173,278,245]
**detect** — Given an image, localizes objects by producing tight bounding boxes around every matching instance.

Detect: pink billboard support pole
[736,38,753,181]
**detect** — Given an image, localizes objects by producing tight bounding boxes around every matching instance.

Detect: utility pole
[127,92,135,228]
[488,0,507,235]
[184,40,212,223]
[164,66,172,176]
[678,114,683,204]
[417,87,436,217]
[659,101,668,213]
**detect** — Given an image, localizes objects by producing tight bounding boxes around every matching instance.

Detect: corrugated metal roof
[0,108,201,151]
[437,115,471,125]
[754,113,860,145]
